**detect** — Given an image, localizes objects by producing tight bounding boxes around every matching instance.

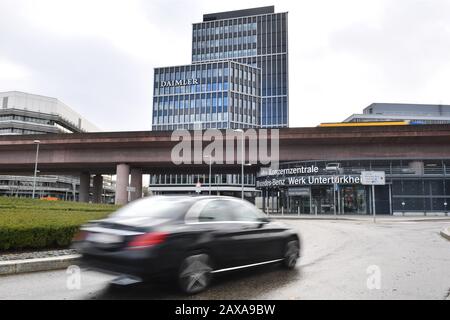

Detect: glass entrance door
[289,196,311,214]
[311,186,334,214]
[340,185,368,215]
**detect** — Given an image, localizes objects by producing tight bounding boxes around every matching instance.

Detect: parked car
[325,162,341,172]
[73,196,300,294]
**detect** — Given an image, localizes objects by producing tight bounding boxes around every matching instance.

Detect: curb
[270,216,360,221]
[440,227,450,242]
[269,215,450,223]
[0,254,81,276]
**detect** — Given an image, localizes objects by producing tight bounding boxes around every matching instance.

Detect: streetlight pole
[204,155,212,195]
[32,140,41,199]
[372,184,376,223]
[209,157,212,195]
[333,182,337,219]
[234,129,245,200]
[334,168,339,219]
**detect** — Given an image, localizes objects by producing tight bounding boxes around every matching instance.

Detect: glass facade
[152,61,260,131]
[150,173,256,187]
[192,10,289,128]
[150,7,288,199]
[149,172,258,199]
[257,160,450,215]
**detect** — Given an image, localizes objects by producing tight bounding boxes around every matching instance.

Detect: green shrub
[0,197,119,251]
[0,225,80,251]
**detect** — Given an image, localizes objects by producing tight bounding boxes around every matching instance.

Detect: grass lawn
[0,197,119,252]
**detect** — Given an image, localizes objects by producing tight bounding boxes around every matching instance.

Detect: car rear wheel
[178,253,213,294]
[282,240,299,269]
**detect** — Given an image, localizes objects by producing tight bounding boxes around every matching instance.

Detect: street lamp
[333,168,338,219]
[32,140,41,199]
[234,129,245,199]
[325,164,341,218]
[204,155,212,195]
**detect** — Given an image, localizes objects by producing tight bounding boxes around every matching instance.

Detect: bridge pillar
[93,174,103,204]
[79,172,90,203]
[115,164,130,205]
[130,168,143,202]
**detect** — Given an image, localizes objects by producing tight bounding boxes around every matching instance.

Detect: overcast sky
[1,0,450,131]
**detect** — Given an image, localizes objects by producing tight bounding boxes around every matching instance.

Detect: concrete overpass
[2,125,450,204]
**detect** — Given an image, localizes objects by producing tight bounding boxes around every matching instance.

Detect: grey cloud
[1,0,450,131]
[328,0,450,92]
[0,6,153,131]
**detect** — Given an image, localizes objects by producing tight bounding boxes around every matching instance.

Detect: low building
[261,103,450,216]
[344,103,450,124]
[1,91,98,134]
[0,91,113,201]
[256,159,450,216]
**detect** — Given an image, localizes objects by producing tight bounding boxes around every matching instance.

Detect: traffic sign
[361,171,386,185]
[126,186,136,192]
[195,182,202,194]
[361,171,386,224]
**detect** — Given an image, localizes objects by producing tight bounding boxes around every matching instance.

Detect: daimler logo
[160,79,199,88]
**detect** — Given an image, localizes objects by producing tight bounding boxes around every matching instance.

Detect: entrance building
[257,159,450,216]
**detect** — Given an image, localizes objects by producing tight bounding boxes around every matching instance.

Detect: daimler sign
[160,79,199,88]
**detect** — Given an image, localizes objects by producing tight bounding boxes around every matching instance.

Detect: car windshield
[112,197,194,220]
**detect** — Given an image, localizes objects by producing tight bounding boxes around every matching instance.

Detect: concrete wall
[1,126,450,175]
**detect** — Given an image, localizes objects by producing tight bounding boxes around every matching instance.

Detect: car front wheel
[282,240,299,269]
[178,253,213,294]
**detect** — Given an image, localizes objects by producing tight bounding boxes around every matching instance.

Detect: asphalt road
[0,219,449,300]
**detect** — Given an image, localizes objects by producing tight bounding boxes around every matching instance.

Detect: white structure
[0,91,99,133]
[0,91,108,200]
[344,103,450,125]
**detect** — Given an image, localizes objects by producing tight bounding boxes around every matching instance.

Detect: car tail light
[73,230,87,242]
[127,232,168,249]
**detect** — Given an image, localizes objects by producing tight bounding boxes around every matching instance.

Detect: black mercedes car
[73,196,300,294]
